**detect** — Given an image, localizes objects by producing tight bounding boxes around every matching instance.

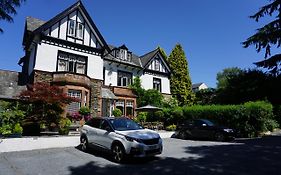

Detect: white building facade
[19,1,171,117]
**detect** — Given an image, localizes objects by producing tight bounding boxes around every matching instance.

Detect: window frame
[57,51,88,75]
[68,19,76,37]
[117,70,132,87]
[153,77,162,92]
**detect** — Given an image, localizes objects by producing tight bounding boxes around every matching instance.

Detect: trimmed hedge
[163,101,278,137]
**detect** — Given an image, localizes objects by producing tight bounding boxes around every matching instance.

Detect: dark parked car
[175,119,235,141]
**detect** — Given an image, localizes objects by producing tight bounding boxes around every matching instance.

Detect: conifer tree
[168,44,194,106]
[243,0,281,75]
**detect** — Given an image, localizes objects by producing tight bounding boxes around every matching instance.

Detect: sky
[0,0,276,88]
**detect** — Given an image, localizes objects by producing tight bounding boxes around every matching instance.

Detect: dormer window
[68,20,84,39]
[120,49,127,60]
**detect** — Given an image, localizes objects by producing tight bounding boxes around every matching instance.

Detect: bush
[112,108,122,117]
[136,112,147,122]
[163,101,278,137]
[79,106,91,116]
[166,124,177,131]
[13,123,23,134]
[58,118,72,135]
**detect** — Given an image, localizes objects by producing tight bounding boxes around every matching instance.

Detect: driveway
[1,137,281,175]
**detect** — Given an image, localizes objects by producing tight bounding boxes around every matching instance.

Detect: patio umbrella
[135,105,162,112]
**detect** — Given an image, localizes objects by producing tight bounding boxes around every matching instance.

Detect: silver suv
[80,117,163,162]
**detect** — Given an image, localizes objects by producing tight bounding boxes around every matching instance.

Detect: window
[77,22,84,39]
[126,100,134,117]
[115,100,125,115]
[155,59,160,71]
[117,71,132,87]
[153,78,161,92]
[86,118,101,128]
[67,20,84,39]
[120,49,127,60]
[67,90,82,113]
[57,51,87,74]
[68,20,76,37]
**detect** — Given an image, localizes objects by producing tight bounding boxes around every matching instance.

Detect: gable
[146,53,169,73]
[33,1,109,52]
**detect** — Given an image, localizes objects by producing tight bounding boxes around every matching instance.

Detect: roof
[105,45,142,68]
[192,83,205,89]
[0,70,26,100]
[140,48,159,67]
[101,88,117,99]
[26,16,46,32]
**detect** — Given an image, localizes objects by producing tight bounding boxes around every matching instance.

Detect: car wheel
[112,144,125,163]
[214,132,225,142]
[80,136,89,152]
[178,131,187,139]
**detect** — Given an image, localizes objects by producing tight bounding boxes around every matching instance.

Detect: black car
[175,119,235,141]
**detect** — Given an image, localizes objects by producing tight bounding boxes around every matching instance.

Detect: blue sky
[0,0,275,88]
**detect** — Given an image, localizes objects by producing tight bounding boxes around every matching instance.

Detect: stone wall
[90,79,103,117]
[34,70,52,84]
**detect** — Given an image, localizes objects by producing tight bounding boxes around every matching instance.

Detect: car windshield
[201,119,215,126]
[109,118,143,131]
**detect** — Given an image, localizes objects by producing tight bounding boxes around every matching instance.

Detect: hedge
[163,101,278,137]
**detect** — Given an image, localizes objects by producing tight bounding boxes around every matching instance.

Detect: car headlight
[223,129,233,133]
[125,136,142,143]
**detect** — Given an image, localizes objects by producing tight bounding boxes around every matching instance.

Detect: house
[18,1,171,118]
[192,83,208,92]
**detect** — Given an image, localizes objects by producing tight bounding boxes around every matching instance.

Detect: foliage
[135,112,147,122]
[68,112,82,121]
[163,97,178,108]
[165,124,177,131]
[143,89,163,107]
[130,77,164,107]
[216,69,281,105]
[0,0,26,33]
[19,82,78,130]
[13,123,23,134]
[58,118,72,135]
[130,76,145,107]
[79,106,91,116]
[0,101,25,135]
[112,108,122,117]
[163,101,278,137]
[195,88,217,105]
[168,44,194,106]
[216,67,243,89]
[242,0,281,75]
[157,46,168,61]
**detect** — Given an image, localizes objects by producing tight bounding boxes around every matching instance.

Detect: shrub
[112,108,122,117]
[79,106,91,116]
[58,118,72,135]
[164,101,278,137]
[166,124,177,131]
[13,123,23,134]
[136,112,147,122]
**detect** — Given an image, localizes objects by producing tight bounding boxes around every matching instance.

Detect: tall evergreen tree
[168,44,194,106]
[243,0,281,75]
[0,0,26,33]
[157,46,168,61]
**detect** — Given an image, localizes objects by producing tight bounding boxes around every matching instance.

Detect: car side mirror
[105,126,112,132]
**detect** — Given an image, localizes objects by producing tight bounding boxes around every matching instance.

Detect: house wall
[140,73,170,94]
[103,62,139,87]
[34,42,103,80]
[44,10,101,48]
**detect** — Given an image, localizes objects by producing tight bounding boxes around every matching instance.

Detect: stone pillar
[90,79,102,117]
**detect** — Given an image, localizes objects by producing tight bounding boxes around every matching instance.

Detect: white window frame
[77,22,84,39]
[68,20,76,37]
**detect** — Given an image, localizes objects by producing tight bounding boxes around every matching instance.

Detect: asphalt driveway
[1,137,281,175]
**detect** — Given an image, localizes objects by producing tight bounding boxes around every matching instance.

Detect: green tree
[216,67,243,89]
[143,89,163,107]
[157,46,168,61]
[243,0,281,75]
[0,0,26,33]
[130,76,145,107]
[168,44,194,106]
